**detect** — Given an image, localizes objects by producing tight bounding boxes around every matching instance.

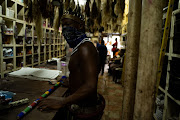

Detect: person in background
[98,40,108,76]
[94,40,101,49]
[112,38,118,57]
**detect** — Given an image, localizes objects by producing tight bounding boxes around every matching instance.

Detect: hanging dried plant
[59,1,64,19]
[34,15,43,41]
[53,7,60,32]
[85,0,90,17]
[26,0,33,22]
[70,0,76,10]
[91,0,98,19]
[96,0,101,11]
[97,10,102,25]
[39,0,54,19]
[32,0,43,41]
[102,0,112,29]
[24,0,29,7]
[64,0,70,11]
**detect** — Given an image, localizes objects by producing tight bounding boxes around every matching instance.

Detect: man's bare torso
[68,41,99,105]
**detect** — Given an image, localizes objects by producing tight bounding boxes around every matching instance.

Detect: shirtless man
[37,8,103,120]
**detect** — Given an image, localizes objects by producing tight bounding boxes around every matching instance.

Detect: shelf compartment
[34,46,38,54]
[46,53,49,60]
[16,36,23,45]
[17,4,24,20]
[4,20,14,35]
[16,47,23,56]
[3,47,13,58]
[3,58,13,71]
[2,34,13,44]
[7,0,15,18]
[33,54,38,63]
[16,22,24,36]
[25,25,32,37]
[26,56,32,65]
[40,46,44,53]
[16,57,23,68]
[166,98,180,119]
[0,0,6,15]
[26,46,32,54]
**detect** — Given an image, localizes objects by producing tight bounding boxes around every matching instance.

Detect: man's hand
[37,97,66,112]
[57,77,69,87]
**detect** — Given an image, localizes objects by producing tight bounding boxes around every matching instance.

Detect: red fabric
[112,47,116,52]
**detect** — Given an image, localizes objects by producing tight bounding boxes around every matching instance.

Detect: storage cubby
[3,47,13,57]
[34,37,37,45]
[46,53,49,60]
[4,19,13,35]
[24,7,28,21]
[34,46,38,54]
[3,58,13,71]
[16,22,24,36]
[2,35,13,44]
[40,53,44,62]
[26,55,32,66]
[6,0,15,18]
[17,4,24,20]
[16,46,23,56]
[40,46,44,53]
[16,57,23,68]
[46,45,49,52]
[166,98,180,119]
[160,56,168,89]
[33,54,38,64]
[15,36,23,45]
[0,0,6,15]
[26,46,32,55]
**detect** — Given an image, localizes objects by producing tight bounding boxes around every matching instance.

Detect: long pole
[122,0,142,120]
[133,0,163,119]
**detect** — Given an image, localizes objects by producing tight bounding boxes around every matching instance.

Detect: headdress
[53,0,85,24]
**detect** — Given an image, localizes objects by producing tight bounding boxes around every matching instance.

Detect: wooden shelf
[0,14,16,21]
[3,44,13,47]
[0,0,64,79]
[16,44,23,47]
[33,62,38,65]
[26,44,32,46]
[16,55,23,57]
[4,33,14,36]
[26,54,32,56]
[26,64,32,67]
[3,56,14,59]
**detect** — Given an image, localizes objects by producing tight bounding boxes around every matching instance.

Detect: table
[0,77,68,120]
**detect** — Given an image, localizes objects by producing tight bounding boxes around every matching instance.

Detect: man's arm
[37,42,98,111]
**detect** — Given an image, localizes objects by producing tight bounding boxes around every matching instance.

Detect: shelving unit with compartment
[0,0,66,78]
[154,1,180,120]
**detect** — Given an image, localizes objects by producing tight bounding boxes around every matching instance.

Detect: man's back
[68,41,99,105]
[98,45,107,61]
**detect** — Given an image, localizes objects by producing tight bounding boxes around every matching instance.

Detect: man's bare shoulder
[78,41,97,55]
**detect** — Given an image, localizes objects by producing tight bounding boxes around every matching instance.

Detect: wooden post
[122,0,142,120]
[133,0,163,120]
